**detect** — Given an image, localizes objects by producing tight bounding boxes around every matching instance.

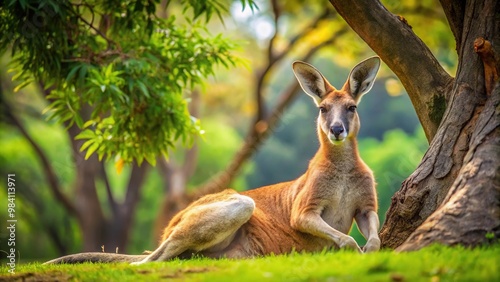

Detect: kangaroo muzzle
[329,122,347,143]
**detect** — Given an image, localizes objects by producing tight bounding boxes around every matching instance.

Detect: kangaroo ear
[292,61,334,105]
[344,56,380,103]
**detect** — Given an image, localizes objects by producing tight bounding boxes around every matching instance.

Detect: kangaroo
[46,57,381,265]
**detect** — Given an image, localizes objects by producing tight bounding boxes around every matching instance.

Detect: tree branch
[19,184,69,255]
[329,0,453,142]
[267,0,280,64]
[70,6,116,49]
[5,103,79,218]
[274,9,332,63]
[100,164,118,217]
[123,162,149,209]
[253,8,336,124]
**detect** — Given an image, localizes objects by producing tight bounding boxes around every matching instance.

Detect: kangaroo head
[292,57,380,144]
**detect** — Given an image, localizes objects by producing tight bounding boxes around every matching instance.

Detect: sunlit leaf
[75,129,96,140]
[85,143,99,160]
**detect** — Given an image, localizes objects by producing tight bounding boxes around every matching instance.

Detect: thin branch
[69,6,117,49]
[274,9,333,63]
[5,103,79,218]
[253,8,336,123]
[267,0,280,63]
[100,164,118,217]
[159,0,169,19]
[157,156,173,193]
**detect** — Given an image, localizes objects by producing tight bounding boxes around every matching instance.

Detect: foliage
[0,0,254,164]
[2,245,499,281]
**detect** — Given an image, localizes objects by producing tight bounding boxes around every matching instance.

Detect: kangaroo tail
[44,252,147,264]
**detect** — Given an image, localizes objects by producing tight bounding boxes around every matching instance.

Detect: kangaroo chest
[316,174,358,234]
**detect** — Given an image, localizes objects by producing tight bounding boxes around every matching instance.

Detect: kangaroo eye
[319,107,327,114]
[348,105,357,112]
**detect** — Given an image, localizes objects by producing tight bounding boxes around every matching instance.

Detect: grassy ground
[1,245,499,281]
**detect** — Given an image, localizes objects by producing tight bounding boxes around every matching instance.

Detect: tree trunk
[399,85,500,250]
[329,0,500,249]
[68,109,150,253]
[68,123,106,252]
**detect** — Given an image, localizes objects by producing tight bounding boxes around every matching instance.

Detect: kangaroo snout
[329,122,347,142]
[330,123,345,137]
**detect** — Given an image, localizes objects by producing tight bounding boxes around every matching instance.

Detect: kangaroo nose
[330,125,344,137]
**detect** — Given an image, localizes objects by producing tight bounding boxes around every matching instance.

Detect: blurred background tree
[0,0,255,256]
[0,0,454,260]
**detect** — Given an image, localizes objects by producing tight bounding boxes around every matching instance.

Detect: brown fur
[45,57,381,265]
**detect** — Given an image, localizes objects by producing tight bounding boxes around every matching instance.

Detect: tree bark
[329,0,500,249]
[103,162,149,252]
[398,85,500,250]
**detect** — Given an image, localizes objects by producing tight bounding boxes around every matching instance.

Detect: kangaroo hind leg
[131,190,255,265]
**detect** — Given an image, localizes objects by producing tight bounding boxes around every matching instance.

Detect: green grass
[1,245,499,281]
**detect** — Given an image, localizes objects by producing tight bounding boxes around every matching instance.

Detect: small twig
[74,3,96,31]
[69,6,117,50]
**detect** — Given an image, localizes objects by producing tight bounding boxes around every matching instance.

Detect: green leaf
[136,154,144,166]
[66,64,82,82]
[79,139,95,152]
[85,142,100,160]
[13,79,33,92]
[74,114,84,128]
[75,129,96,140]
[144,153,156,166]
[83,119,96,128]
[136,80,150,97]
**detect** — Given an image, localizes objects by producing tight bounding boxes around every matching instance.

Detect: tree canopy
[0,0,255,164]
